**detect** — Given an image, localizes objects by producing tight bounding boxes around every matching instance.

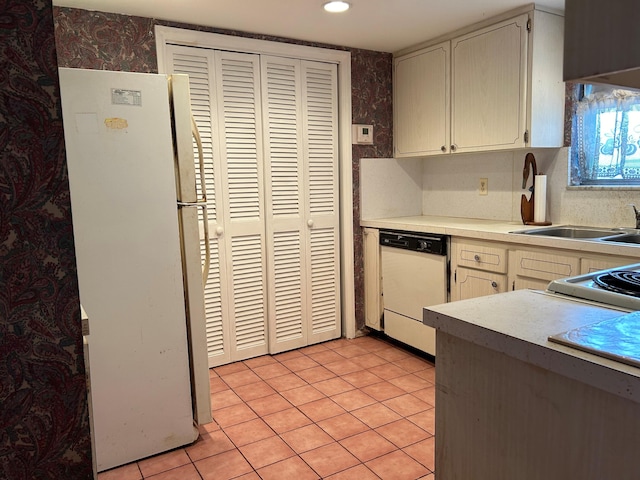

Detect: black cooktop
[594,270,640,298]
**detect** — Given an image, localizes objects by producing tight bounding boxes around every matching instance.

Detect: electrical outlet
[479,178,488,195]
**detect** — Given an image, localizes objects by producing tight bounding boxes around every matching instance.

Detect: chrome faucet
[632,204,640,229]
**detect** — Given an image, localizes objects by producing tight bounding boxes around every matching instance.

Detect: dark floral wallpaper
[54,8,157,73]
[53,6,394,332]
[0,0,92,478]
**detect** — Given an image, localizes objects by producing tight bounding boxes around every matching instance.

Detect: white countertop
[423,289,640,403]
[361,215,640,257]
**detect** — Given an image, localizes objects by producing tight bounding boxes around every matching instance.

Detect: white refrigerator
[58,67,212,472]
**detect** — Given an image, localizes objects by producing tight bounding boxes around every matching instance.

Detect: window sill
[567,184,640,191]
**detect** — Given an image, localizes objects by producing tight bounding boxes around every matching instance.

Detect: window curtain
[574,85,640,183]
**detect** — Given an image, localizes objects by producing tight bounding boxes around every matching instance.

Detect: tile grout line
[99,337,435,480]
[216,339,434,478]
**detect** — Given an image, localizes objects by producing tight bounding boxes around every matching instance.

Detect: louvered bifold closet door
[261,57,308,354]
[213,51,269,362]
[165,45,232,367]
[302,61,341,344]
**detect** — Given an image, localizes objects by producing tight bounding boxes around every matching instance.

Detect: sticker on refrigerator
[111,88,142,106]
[104,117,128,130]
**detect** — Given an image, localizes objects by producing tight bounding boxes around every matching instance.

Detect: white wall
[361,149,640,228]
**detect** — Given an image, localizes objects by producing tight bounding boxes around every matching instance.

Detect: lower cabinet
[451,239,508,301]
[453,239,640,300]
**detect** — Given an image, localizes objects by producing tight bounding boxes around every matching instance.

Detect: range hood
[563,0,640,91]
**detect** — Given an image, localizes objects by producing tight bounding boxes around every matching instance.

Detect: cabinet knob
[216,226,224,236]
[491,281,498,289]
[441,145,446,153]
[474,254,481,262]
[307,219,314,228]
[451,144,457,152]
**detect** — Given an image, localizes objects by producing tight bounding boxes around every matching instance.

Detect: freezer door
[169,74,213,425]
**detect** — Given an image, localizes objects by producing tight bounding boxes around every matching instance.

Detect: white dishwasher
[380,230,449,356]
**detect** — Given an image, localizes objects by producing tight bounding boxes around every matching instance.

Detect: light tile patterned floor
[98,335,436,480]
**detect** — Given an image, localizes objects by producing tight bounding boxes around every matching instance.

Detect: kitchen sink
[510,226,626,239]
[600,234,640,244]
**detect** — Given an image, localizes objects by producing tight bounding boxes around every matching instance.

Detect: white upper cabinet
[451,14,528,153]
[394,6,565,158]
[394,42,450,157]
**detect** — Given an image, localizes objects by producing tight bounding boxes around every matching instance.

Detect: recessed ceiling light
[323,1,350,13]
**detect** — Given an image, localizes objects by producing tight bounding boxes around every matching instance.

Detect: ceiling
[52,0,565,53]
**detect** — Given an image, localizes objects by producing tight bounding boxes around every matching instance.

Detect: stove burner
[594,270,640,297]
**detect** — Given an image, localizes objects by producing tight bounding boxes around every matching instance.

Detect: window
[571,84,640,186]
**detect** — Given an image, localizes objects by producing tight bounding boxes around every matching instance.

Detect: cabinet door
[451,14,528,153]
[511,249,580,293]
[302,61,341,346]
[394,42,450,157]
[512,250,580,282]
[455,267,507,301]
[261,56,308,354]
[262,57,341,354]
[213,51,270,363]
[363,228,382,331]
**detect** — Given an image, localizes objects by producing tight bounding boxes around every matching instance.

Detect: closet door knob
[216,226,224,236]
[307,219,314,228]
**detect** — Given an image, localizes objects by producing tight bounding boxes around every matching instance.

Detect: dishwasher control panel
[379,230,447,256]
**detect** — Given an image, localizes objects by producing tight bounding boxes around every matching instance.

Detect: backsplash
[360,158,422,219]
[362,148,640,228]
[421,149,560,223]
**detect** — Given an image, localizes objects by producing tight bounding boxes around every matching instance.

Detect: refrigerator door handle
[178,201,207,208]
[191,115,211,286]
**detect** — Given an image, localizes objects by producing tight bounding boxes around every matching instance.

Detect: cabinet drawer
[580,257,638,275]
[513,250,579,282]
[455,242,508,274]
